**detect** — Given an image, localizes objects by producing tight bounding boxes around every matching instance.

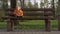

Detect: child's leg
[14,16,23,26]
[14,19,19,26]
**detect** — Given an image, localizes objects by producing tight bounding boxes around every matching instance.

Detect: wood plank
[5,8,53,11]
[24,13,53,16]
[1,16,54,20]
[22,8,53,11]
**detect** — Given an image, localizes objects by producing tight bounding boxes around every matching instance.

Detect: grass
[0,22,6,29]
[0,20,58,30]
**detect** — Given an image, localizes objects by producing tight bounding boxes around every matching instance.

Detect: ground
[0,31,60,34]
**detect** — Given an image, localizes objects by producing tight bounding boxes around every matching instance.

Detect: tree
[40,0,44,8]
[0,0,2,9]
[24,3,28,8]
[44,0,48,8]
[57,0,60,15]
[34,3,38,8]
[3,0,7,9]
[28,0,33,8]
[0,0,7,18]
[33,0,38,8]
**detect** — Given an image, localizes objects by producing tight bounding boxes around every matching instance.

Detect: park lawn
[0,20,58,30]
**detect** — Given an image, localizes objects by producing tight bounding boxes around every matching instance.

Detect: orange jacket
[13,9,23,16]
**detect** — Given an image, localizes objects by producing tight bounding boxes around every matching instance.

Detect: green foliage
[40,2,44,8]
[27,0,33,8]
[33,0,38,8]
[0,0,6,18]
[34,2,38,8]
[56,0,60,15]
[24,4,28,8]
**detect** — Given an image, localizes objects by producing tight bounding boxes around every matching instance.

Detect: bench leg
[7,19,14,31]
[58,16,60,31]
[45,19,51,32]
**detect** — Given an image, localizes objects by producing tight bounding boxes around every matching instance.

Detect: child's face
[16,7,21,10]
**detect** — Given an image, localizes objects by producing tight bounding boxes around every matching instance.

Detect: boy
[13,6,23,26]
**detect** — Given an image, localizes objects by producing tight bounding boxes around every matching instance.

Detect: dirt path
[0,30,60,34]
[0,31,60,34]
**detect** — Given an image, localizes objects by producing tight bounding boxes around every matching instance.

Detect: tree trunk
[58,0,60,31]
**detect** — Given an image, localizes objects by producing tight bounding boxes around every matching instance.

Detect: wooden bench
[0,0,55,32]
[0,8,55,32]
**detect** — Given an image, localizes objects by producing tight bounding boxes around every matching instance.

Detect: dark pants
[9,14,23,26]
[14,16,23,26]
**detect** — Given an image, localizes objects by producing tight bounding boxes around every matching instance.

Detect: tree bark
[58,0,60,31]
